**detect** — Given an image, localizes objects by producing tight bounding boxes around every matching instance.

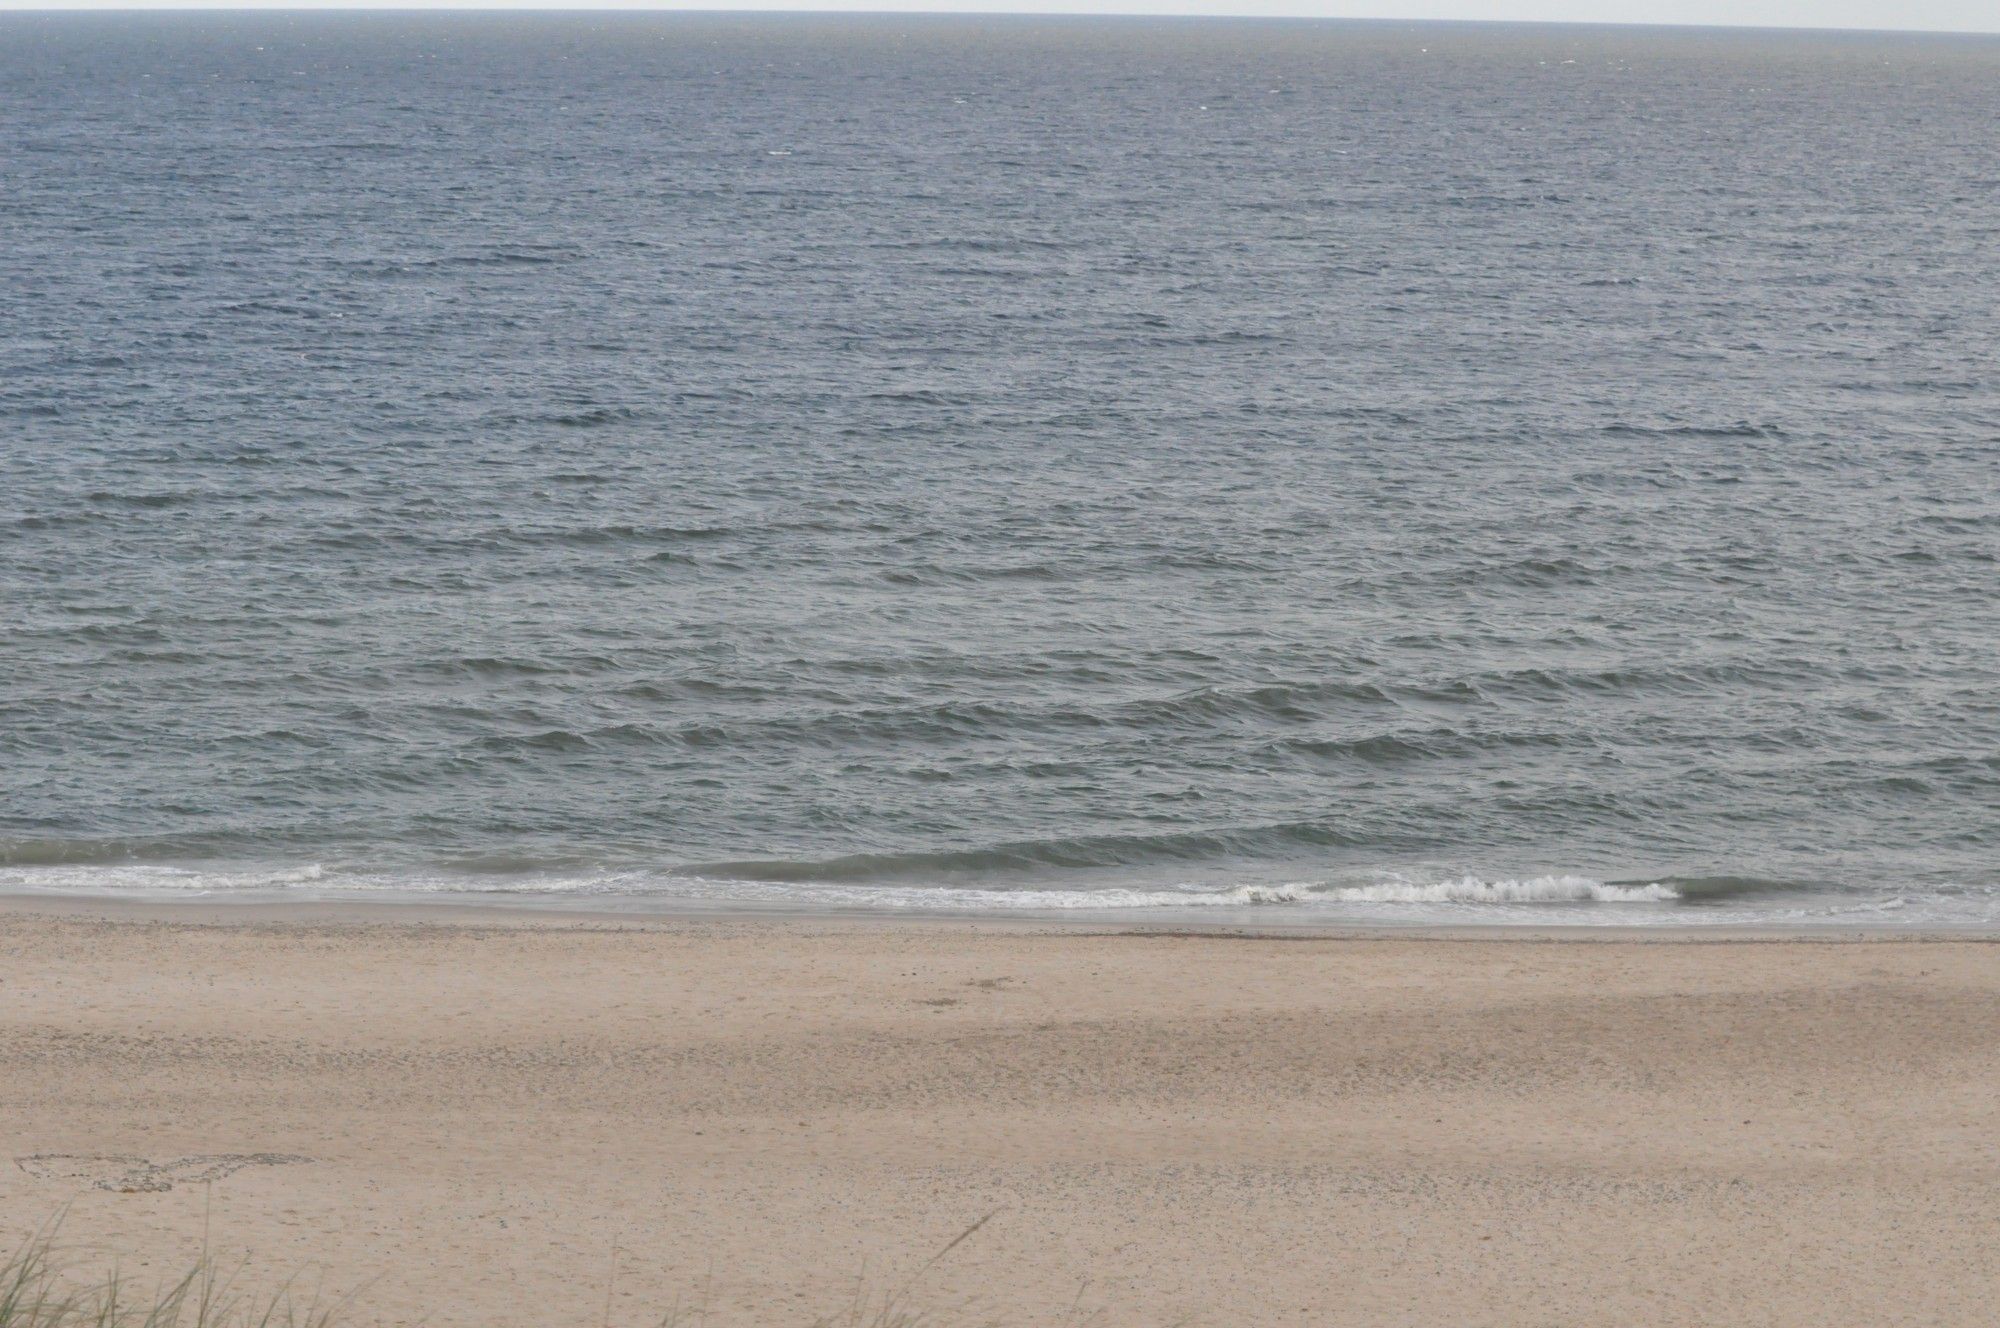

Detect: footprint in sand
[15,1153,311,1193]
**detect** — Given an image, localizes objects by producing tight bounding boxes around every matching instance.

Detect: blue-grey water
[3,14,1998,925]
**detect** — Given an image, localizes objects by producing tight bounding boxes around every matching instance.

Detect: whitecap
[1321,875,1677,904]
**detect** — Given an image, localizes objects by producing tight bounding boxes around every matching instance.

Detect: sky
[3,0,1996,32]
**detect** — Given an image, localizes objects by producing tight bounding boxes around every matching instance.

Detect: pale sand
[2,901,1996,1326]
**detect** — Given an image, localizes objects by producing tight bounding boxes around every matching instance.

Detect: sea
[3,14,1998,926]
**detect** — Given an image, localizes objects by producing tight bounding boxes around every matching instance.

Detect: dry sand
[2,900,1996,1326]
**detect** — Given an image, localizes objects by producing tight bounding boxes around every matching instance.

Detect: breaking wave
[1320,875,1679,904]
[1,860,1992,926]
[0,864,1670,908]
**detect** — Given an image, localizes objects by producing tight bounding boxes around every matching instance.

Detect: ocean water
[3,14,1998,926]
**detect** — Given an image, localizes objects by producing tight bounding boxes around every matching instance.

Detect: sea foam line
[1319,875,1679,904]
[0,864,1680,907]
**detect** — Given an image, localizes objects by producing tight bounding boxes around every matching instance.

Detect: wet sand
[2,900,1996,1326]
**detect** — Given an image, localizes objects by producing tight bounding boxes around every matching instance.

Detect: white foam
[0,867,1660,911]
[0,863,326,895]
[1322,875,1678,904]
[659,878,1317,912]
[2,864,1993,929]
[611,874,1673,912]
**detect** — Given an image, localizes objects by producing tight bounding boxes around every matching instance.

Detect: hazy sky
[4,0,1996,32]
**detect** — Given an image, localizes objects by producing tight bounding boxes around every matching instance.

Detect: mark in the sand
[16,1153,311,1193]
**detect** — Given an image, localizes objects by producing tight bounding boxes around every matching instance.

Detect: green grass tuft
[3,1207,1113,1327]
[0,1221,342,1328]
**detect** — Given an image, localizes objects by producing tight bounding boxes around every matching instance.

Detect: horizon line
[1,7,1996,38]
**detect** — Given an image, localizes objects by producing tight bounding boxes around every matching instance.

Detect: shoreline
[0,889,1994,942]
[5,902,1997,1325]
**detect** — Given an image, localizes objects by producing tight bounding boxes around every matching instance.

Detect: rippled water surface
[4,15,1998,924]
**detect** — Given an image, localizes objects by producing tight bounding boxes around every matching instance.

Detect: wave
[0,836,247,867]
[1320,875,1677,903]
[0,862,1667,908]
[683,823,1364,881]
[0,861,1990,927]
[827,876,1684,909]
[1601,421,1786,440]
[0,863,328,893]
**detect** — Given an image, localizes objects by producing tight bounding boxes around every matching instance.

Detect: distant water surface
[3,15,1998,925]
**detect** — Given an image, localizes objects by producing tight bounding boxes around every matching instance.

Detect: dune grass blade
[0,1231,341,1328]
[6,1209,1032,1327]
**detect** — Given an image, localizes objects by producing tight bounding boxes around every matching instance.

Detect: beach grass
[0,1224,342,1328]
[2,1212,1033,1328]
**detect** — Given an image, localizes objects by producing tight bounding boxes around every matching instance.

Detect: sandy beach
[2,901,1995,1326]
